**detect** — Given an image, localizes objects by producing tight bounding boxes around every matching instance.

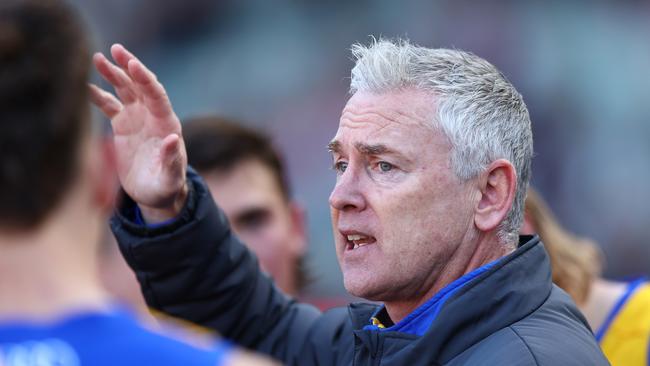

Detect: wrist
[138,182,189,224]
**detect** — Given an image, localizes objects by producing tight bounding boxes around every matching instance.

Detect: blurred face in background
[328,89,476,302]
[99,231,150,314]
[203,159,306,295]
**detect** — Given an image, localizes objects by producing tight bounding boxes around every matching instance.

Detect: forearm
[93,43,323,361]
[110,169,321,357]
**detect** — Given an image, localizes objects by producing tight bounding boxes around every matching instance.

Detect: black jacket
[112,170,609,365]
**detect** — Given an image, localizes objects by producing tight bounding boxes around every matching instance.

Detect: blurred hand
[90,44,187,223]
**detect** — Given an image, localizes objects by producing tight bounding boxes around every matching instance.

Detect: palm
[113,103,185,207]
[90,44,186,209]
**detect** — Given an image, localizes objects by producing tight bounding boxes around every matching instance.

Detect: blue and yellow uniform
[596,279,650,366]
[0,307,230,366]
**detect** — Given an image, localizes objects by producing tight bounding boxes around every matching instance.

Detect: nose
[329,169,366,212]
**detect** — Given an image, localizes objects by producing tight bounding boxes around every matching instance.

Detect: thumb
[160,133,187,190]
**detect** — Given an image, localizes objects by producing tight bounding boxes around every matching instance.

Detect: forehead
[332,89,448,154]
[203,159,287,214]
[341,89,435,128]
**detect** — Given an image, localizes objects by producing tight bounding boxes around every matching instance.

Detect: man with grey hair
[94,38,608,365]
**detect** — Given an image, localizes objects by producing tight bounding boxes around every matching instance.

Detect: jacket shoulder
[447,328,537,365]
[449,287,608,365]
[508,286,608,365]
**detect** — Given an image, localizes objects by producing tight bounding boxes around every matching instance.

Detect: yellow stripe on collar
[371,317,386,329]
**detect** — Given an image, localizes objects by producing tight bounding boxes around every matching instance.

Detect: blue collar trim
[363,258,501,336]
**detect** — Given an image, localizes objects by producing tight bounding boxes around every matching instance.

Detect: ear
[474,159,517,233]
[89,137,119,212]
[287,201,307,256]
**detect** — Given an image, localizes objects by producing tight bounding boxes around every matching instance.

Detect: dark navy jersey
[0,308,230,366]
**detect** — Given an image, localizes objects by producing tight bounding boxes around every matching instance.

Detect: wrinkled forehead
[341,89,436,126]
[330,90,452,159]
[332,89,440,143]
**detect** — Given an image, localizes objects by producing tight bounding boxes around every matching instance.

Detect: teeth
[347,234,367,241]
[352,242,369,250]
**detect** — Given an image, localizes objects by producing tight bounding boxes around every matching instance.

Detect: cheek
[375,181,465,256]
[375,186,434,235]
[240,227,290,274]
[330,209,344,253]
[238,224,282,257]
[329,208,338,229]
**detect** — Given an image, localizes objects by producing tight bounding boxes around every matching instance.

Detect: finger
[93,53,137,104]
[160,134,181,165]
[111,43,138,73]
[88,83,123,119]
[160,134,186,187]
[128,59,173,118]
[110,44,174,118]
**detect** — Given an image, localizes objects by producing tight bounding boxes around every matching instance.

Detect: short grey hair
[350,38,533,245]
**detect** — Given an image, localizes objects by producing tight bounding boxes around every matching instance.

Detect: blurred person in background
[0,1,273,365]
[522,188,650,366]
[99,227,222,332]
[98,228,150,314]
[183,117,308,297]
[93,37,608,364]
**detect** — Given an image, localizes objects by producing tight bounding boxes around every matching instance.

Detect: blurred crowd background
[72,0,650,298]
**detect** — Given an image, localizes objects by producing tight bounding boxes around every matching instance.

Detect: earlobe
[474,159,517,233]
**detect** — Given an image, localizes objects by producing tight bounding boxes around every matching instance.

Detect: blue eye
[378,162,393,172]
[334,161,348,173]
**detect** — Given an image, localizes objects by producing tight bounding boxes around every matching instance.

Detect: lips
[341,230,377,251]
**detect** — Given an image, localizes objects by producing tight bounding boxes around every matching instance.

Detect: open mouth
[344,233,377,250]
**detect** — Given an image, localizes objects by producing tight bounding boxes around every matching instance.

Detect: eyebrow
[327,140,341,153]
[327,140,397,156]
[355,142,392,155]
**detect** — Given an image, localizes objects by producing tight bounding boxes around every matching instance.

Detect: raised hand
[90,44,187,223]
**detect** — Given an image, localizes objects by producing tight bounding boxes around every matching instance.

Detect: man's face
[203,159,305,295]
[329,88,476,302]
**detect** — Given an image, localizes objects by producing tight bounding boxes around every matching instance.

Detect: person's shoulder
[634,280,650,305]
[501,286,608,365]
[447,329,538,365]
[451,324,606,366]
[450,286,608,365]
[62,309,229,365]
[0,310,230,366]
[106,310,229,365]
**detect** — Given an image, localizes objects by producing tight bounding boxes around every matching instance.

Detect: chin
[343,275,385,301]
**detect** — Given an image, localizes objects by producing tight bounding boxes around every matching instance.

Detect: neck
[580,278,626,332]
[385,232,513,323]
[0,200,110,322]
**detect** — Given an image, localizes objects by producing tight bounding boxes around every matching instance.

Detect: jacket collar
[349,236,552,363]
[363,256,503,336]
